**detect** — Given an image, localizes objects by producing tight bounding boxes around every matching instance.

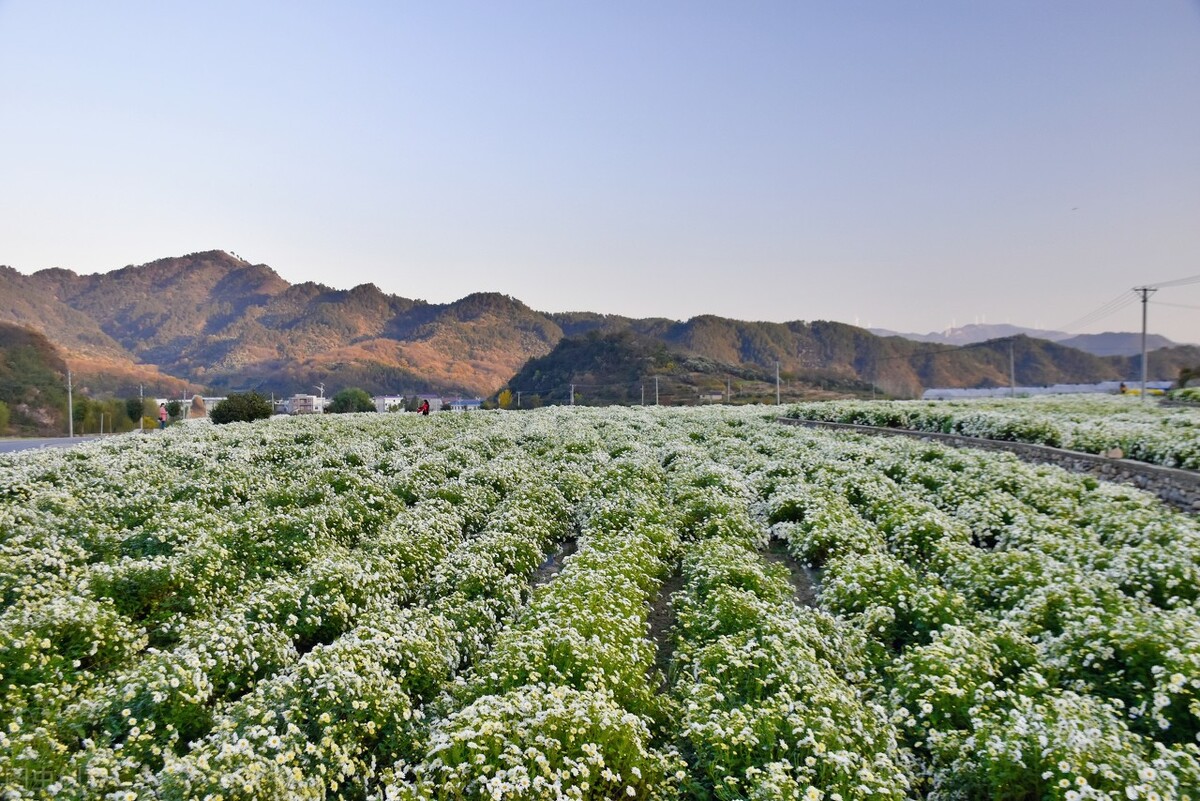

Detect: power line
[1134,286,1157,401]
[1056,291,1138,333]
[1145,273,1200,290]
[1151,300,1200,311]
[1052,273,1198,335]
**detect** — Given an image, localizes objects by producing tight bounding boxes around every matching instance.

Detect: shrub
[328,387,375,413]
[210,391,273,424]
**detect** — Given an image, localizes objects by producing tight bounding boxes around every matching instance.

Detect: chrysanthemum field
[1,406,1198,800]
[784,396,1200,469]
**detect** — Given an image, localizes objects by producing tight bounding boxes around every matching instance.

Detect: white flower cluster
[1,405,1198,800]
[786,395,1200,469]
[1,414,575,797]
[390,455,685,800]
[665,450,913,800]
[747,421,1200,798]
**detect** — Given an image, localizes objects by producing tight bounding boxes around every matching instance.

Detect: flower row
[785,395,1200,469]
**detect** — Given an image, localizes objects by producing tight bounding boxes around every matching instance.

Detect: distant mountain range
[0,250,1196,401]
[869,323,1179,357]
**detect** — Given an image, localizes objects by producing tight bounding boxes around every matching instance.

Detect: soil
[532,537,578,586]
[762,538,821,607]
[647,568,686,692]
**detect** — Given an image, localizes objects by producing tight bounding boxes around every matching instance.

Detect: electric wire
[1145,274,1200,289]
[1056,291,1138,333]
[1150,300,1200,311]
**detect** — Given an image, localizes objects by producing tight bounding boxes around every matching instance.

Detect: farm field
[785,395,1200,470]
[1,406,1198,800]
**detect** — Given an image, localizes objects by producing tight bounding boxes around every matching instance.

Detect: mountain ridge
[870,322,1181,356]
[1,251,1194,399]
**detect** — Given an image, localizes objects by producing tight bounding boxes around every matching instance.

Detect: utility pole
[1135,286,1157,402]
[655,376,659,405]
[570,384,575,406]
[67,369,73,438]
[139,384,144,433]
[775,362,780,406]
[1009,340,1016,398]
[726,377,731,404]
[516,391,521,409]
[640,384,644,405]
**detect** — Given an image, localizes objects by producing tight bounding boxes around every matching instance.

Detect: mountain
[0,252,566,398]
[505,329,1193,403]
[869,323,1179,357]
[1,251,1194,400]
[0,322,69,434]
[869,323,1068,345]
[506,328,875,406]
[1056,331,1176,357]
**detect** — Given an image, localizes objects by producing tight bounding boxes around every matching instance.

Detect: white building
[374,394,406,413]
[448,398,483,412]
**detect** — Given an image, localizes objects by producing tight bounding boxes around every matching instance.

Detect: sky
[2,1,1198,342]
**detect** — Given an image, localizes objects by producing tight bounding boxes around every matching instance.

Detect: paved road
[0,435,103,455]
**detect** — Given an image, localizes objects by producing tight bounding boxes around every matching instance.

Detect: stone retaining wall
[778,417,1200,513]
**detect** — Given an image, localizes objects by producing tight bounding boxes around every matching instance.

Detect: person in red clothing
[158,403,168,429]
[418,399,430,416]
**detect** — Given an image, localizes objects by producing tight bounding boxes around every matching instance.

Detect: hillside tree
[329,387,375,413]
[211,392,273,424]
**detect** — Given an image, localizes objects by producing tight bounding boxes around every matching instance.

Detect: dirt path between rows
[648,569,686,692]
[532,537,578,586]
[762,538,821,607]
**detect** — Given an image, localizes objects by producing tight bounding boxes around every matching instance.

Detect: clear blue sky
[2,2,1198,341]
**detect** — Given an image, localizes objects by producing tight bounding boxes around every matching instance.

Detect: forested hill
[506,329,1200,404]
[0,322,68,434]
[0,251,1193,399]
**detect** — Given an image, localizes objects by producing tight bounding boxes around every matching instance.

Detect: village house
[448,398,483,412]
[373,394,406,413]
[287,394,327,414]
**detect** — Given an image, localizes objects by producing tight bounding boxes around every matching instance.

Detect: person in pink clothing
[158,403,168,429]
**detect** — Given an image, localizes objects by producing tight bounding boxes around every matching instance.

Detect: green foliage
[0,322,68,434]
[211,391,273,424]
[126,396,154,424]
[328,387,375,414]
[1171,386,1200,403]
[507,330,679,405]
[0,399,8,434]
[71,395,135,433]
[165,399,182,419]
